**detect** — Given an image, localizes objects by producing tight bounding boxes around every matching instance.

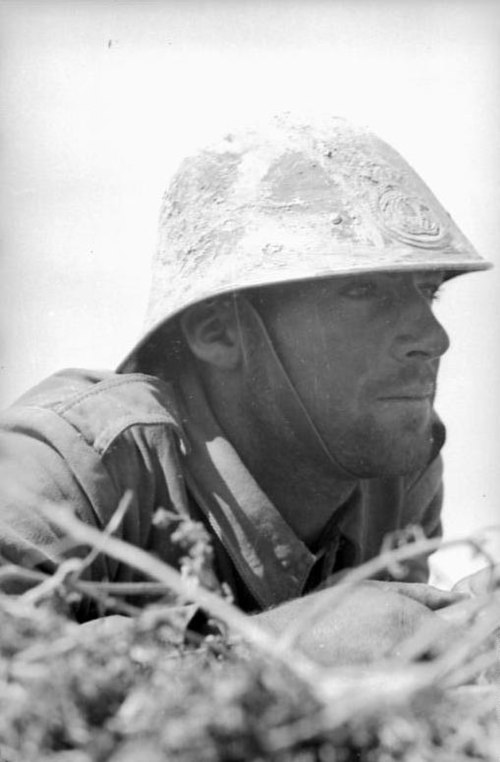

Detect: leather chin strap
[232,294,358,481]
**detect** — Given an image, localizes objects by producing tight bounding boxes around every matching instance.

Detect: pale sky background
[0,0,499,583]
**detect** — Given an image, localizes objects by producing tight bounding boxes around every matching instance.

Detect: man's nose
[392,297,450,361]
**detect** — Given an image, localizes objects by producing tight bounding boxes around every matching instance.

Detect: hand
[255,582,444,666]
[452,564,500,597]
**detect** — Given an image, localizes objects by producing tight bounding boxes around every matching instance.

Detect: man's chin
[373,442,433,476]
[330,421,436,478]
[343,445,433,478]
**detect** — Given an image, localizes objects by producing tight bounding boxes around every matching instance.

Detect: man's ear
[180,298,242,370]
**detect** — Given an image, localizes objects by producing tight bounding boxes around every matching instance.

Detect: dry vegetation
[0,499,498,762]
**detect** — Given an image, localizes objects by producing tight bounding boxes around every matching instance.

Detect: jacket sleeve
[0,374,197,622]
[0,405,123,590]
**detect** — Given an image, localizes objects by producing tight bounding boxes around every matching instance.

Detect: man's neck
[195,369,357,549]
[231,419,356,548]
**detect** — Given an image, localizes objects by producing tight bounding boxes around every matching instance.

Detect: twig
[394,595,495,663]
[0,560,152,615]
[15,559,141,617]
[0,565,47,586]
[20,558,84,605]
[76,581,175,596]
[423,597,500,684]
[66,578,143,617]
[319,662,433,725]
[36,502,325,694]
[442,647,499,688]
[73,490,134,579]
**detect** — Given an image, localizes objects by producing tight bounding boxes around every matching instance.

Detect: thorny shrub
[0,597,499,762]
[0,515,498,762]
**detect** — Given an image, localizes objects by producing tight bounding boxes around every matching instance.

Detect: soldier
[0,115,493,664]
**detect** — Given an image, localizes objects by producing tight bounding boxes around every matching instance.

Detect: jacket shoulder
[9,368,185,456]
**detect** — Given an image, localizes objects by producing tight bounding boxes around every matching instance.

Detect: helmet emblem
[375,186,448,249]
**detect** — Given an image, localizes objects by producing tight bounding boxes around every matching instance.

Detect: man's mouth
[377,384,436,402]
[381,392,434,400]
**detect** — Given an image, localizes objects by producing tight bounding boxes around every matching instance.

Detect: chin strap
[233,294,358,480]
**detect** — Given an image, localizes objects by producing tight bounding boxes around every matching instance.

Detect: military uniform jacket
[0,369,444,621]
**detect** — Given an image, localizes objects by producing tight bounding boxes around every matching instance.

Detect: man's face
[248,270,449,478]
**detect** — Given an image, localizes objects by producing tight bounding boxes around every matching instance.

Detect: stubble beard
[321,404,438,479]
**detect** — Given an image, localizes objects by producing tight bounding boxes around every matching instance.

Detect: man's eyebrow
[414,270,446,282]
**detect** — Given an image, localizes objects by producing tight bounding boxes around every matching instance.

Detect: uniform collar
[176,371,318,609]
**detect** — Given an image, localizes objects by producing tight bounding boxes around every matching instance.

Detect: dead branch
[35,501,326,695]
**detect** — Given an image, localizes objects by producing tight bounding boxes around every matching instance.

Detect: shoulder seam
[53,373,169,415]
[97,416,180,457]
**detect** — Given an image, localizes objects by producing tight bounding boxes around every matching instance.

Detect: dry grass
[0,499,498,761]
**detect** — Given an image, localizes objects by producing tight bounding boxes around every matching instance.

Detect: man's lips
[377,380,436,401]
[378,386,435,401]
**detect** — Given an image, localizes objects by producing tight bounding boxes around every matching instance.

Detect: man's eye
[419,283,442,302]
[340,282,377,299]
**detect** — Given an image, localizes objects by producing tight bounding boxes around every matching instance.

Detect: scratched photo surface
[0,0,499,581]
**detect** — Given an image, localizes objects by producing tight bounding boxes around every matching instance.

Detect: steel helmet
[119,113,490,372]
